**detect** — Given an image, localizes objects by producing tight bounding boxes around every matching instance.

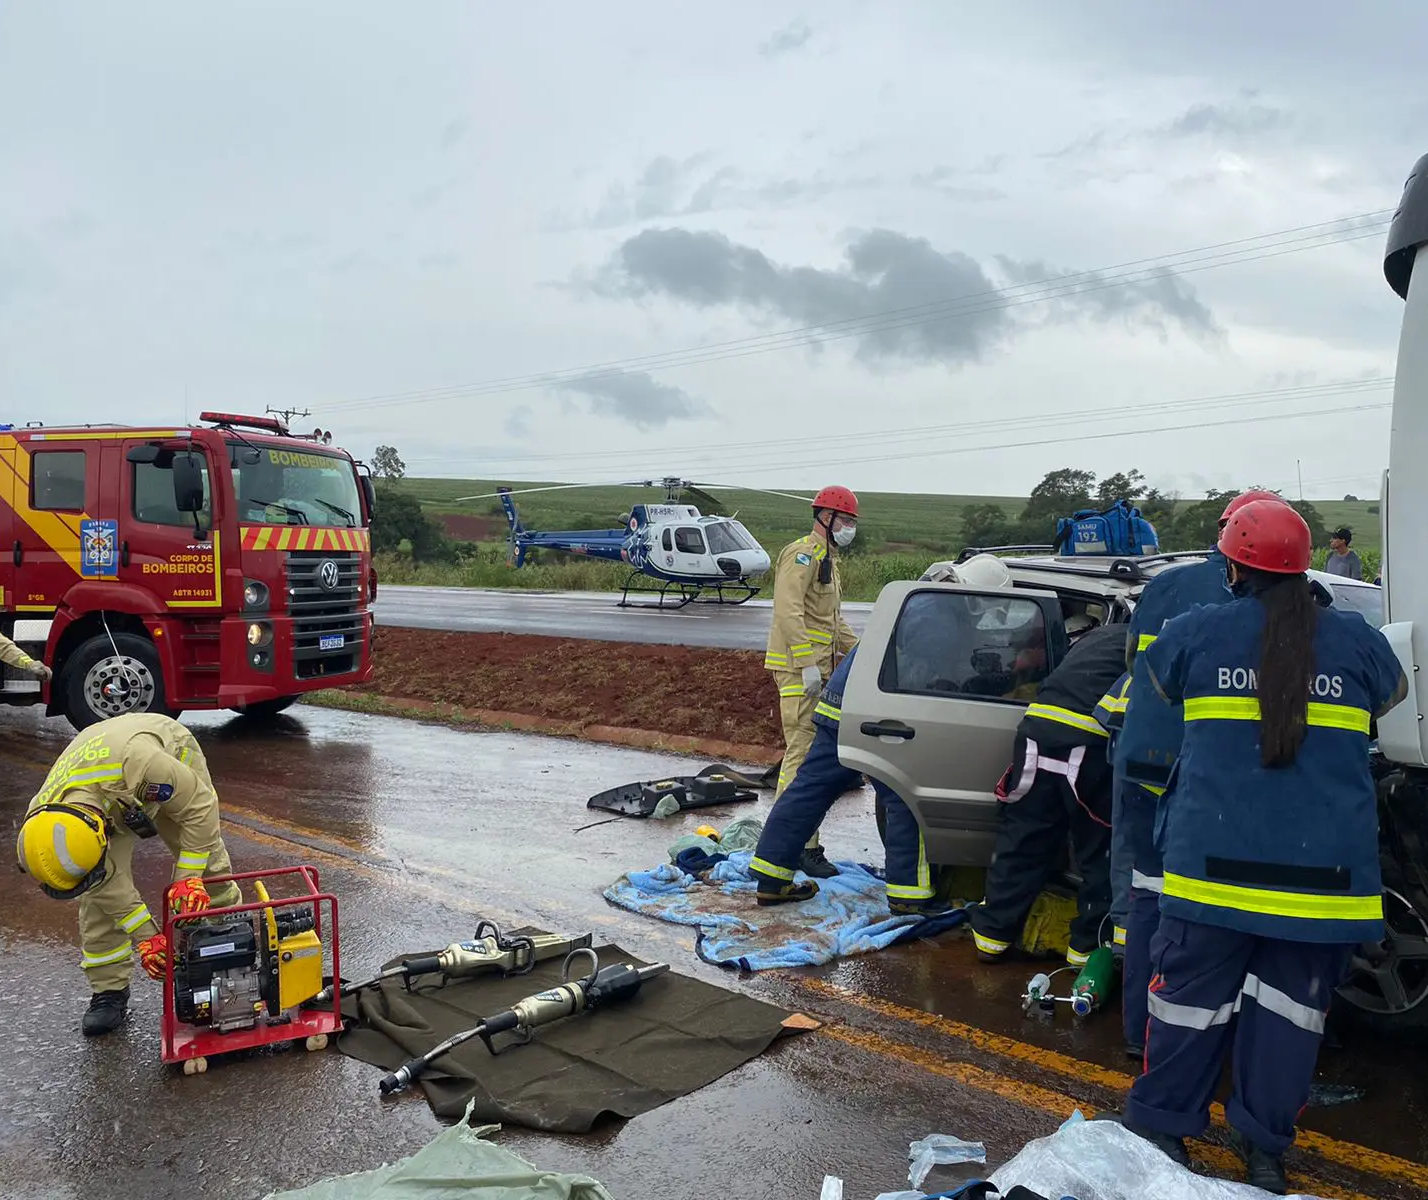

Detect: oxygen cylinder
[1070,946,1117,1016]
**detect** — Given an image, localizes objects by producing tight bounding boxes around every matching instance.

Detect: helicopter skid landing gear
[617,572,761,609]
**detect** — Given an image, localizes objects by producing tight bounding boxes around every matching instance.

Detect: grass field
[376,477,1382,600]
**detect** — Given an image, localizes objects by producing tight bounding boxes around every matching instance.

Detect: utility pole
[1297,459,1304,501]
[266,405,311,427]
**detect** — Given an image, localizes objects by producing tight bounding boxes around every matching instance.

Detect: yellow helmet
[15,803,109,898]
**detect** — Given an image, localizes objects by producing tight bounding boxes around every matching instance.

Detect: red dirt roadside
[347,626,783,754]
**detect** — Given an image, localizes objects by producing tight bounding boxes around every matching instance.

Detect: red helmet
[1217,499,1311,574]
[1219,488,1287,523]
[812,485,859,518]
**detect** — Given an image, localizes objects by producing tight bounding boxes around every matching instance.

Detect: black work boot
[798,844,839,879]
[81,987,130,1037]
[755,879,819,906]
[1105,1114,1191,1168]
[889,897,958,917]
[1229,1129,1288,1195]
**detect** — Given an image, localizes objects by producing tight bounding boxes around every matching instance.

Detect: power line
[321,210,1391,415]
[394,375,1394,473]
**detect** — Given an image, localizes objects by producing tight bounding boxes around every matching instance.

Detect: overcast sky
[4,1,1425,503]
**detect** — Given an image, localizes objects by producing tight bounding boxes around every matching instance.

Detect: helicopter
[451,477,805,608]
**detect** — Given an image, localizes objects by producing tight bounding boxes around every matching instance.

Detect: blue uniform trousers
[749,722,934,902]
[1123,915,1354,1156]
[1108,773,1134,952]
[1122,885,1160,1053]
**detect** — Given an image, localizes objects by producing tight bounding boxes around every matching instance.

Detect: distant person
[763,486,860,879]
[1325,527,1363,580]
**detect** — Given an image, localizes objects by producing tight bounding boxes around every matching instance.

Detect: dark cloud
[588,227,1221,368]
[1158,102,1290,140]
[552,369,713,429]
[441,118,470,150]
[995,256,1223,343]
[760,19,812,58]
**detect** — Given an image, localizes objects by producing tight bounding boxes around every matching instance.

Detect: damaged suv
[837,547,1417,1032]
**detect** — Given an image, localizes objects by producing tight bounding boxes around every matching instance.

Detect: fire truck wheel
[61,632,176,730]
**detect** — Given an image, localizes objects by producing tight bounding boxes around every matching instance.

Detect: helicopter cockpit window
[675,527,706,554]
[662,529,674,552]
[704,521,754,555]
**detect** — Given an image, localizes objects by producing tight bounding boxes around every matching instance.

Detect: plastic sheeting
[983,1111,1331,1200]
[261,1101,614,1200]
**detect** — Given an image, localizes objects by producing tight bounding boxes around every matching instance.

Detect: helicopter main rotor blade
[450,482,625,502]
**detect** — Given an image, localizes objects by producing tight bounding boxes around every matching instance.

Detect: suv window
[882,590,1053,701]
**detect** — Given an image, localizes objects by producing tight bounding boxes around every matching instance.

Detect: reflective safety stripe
[176,851,210,872]
[81,942,133,969]
[807,630,833,645]
[791,642,814,658]
[63,764,125,788]
[177,746,193,766]
[765,652,791,668]
[1143,784,1166,797]
[1163,872,1383,922]
[1025,703,1110,738]
[1241,973,1326,1034]
[1148,989,1236,1030]
[1066,946,1091,967]
[887,832,933,900]
[1112,926,1127,947]
[750,856,795,881]
[1183,695,1371,735]
[1138,633,1157,651]
[1131,869,1165,894]
[1096,692,1129,715]
[814,701,841,722]
[119,904,152,933]
[779,684,806,697]
[973,931,1009,955]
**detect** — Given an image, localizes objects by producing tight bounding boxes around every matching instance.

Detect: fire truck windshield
[228,442,363,527]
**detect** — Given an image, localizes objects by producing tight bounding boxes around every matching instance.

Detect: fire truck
[0,411,377,729]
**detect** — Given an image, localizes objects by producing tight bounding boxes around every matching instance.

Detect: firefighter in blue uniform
[1118,500,1406,1194]
[748,554,1016,911]
[968,614,1127,968]
[747,641,951,913]
[1110,488,1287,1059]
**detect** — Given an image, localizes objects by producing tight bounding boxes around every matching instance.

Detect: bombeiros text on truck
[0,411,378,729]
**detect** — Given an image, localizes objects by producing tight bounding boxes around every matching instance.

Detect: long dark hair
[1239,564,1319,767]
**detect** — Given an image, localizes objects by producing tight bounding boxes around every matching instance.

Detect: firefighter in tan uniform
[765,485,861,878]
[15,713,241,1037]
[0,630,52,680]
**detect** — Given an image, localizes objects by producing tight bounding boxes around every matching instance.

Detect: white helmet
[919,553,1012,589]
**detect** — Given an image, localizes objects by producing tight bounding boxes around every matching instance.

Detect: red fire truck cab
[0,411,377,729]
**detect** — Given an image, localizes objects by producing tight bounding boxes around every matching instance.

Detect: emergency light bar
[199,411,289,435]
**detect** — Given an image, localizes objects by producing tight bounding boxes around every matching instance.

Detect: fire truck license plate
[319,635,345,651]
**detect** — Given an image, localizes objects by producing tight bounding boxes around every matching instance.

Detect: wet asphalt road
[373,584,873,648]
[1,704,1425,1200]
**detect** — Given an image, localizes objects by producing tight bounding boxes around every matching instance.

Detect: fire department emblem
[80,519,119,578]
[318,560,340,591]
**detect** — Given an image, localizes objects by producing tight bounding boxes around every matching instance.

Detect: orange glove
[169,877,210,915]
[138,933,168,980]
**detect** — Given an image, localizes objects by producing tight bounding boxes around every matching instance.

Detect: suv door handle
[860,719,915,740]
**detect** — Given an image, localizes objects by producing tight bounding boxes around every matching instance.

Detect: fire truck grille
[285,549,365,678]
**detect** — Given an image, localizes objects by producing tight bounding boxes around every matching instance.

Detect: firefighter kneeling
[15,714,241,1037]
[969,609,1127,968]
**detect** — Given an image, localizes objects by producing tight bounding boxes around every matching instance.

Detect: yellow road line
[820,1025,1374,1200]
[796,977,1428,1195]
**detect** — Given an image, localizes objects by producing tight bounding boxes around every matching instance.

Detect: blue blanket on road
[602,850,969,971]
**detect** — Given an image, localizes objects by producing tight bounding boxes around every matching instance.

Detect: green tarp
[262,1103,615,1199]
[336,940,801,1132]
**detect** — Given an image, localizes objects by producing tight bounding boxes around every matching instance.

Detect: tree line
[958,468,1336,553]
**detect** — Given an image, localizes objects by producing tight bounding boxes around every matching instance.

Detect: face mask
[833,524,857,547]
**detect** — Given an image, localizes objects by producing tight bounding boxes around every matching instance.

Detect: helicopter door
[671,525,708,576]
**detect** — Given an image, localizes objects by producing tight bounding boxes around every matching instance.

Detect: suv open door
[839,579,1071,867]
